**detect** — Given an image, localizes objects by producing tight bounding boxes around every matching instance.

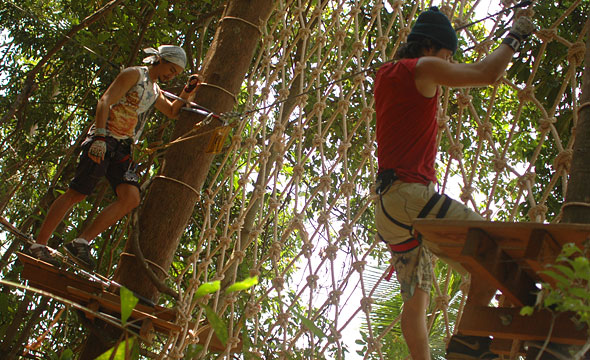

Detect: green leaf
[59,349,74,360]
[120,286,139,326]
[194,281,220,299]
[226,276,258,293]
[97,32,110,43]
[185,343,203,359]
[203,305,228,347]
[569,287,590,300]
[550,264,575,280]
[519,306,534,316]
[95,338,139,360]
[542,270,570,286]
[293,311,327,339]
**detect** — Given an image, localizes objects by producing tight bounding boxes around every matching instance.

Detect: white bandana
[143,45,187,69]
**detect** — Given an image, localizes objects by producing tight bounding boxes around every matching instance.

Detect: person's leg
[77,183,140,242]
[36,188,87,245]
[401,287,431,360]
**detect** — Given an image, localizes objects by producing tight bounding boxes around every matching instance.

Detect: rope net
[165,0,586,358]
[1,0,587,359]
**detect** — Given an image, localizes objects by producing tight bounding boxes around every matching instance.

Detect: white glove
[509,15,534,41]
[88,138,107,160]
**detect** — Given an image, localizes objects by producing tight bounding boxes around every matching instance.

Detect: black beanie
[407,6,458,54]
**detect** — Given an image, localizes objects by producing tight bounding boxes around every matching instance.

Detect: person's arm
[88,67,140,164]
[154,74,201,119]
[416,15,535,90]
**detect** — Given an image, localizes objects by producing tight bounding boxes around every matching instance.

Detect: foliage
[521,243,590,330]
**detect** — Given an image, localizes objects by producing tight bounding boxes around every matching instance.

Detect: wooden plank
[459,306,588,345]
[461,228,537,306]
[413,220,590,250]
[19,252,103,301]
[66,286,182,334]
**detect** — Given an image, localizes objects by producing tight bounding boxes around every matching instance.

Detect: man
[374,7,534,360]
[30,45,200,271]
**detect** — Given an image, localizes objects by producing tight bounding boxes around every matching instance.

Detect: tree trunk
[116,0,275,299]
[562,20,590,223]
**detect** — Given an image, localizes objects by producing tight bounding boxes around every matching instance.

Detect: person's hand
[88,137,106,163]
[509,13,534,41]
[184,74,201,93]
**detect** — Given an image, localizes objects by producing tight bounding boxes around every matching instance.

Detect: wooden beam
[523,229,562,286]
[490,338,525,356]
[459,306,588,345]
[461,228,538,306]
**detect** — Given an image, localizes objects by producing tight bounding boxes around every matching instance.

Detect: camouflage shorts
[376,181,482,300]
[391,244,433,301]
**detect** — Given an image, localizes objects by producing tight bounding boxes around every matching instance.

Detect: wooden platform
[17,252,234,352]
[413,220,590,347]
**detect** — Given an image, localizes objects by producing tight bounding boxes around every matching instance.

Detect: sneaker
[29,244,61,267]
[446,335,498,359]
[63,238,95,271]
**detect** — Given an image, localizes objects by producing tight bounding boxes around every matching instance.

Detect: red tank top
[374,58,438,185]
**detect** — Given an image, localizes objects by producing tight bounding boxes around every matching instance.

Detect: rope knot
[307,274,319,289]
[448,143,464,160]
[517,172,536,189]
[338,223,353,238]
[277,312,290,326]
[371,2,383,16]
[399,27,411,40]
[492,157,508,172]
[538,117,556,132]
[453,17,468,30]
[352,260,366,273]
[518,85,535,102]
[568,41,586,66]
[319,175,331,192]
[220,236,231,248]
[536,28,557,43]
[338,99,350,113]
[293,164,304,177]
[272,276,285,291]
[278,88,290,99]
[456,94,473,108]
[460,186,474,203]
[553,149,573,173]
[376,36,389,49]
[360,297,373,313]
[329,290,342,305]
[477,121,493,140]
[338,142,351,157]
[270,241,283,259]
[324,244,339,260]
[249,268,260,277]
[528,204,548,222]
[437,115,450,129]
[335,29,347,45]
[435,294,450,310]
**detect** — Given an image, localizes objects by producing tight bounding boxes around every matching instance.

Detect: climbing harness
[376,169,453,280]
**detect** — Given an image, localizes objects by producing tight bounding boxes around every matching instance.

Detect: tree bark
[116,0,275,300]
[562,19,590,223]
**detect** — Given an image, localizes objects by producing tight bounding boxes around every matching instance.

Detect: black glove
[184,74,201,93]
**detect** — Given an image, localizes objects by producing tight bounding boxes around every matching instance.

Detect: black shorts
[69,136,140,195]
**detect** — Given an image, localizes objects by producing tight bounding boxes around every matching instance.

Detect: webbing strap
[379,194,412,231]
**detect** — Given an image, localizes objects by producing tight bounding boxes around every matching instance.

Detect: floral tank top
[106,66,160,139]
